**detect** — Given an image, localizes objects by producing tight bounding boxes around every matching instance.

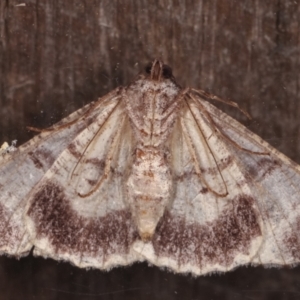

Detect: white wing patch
[1,60,300,276]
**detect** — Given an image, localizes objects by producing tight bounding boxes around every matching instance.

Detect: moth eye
[145,63,152,74]
[162,65,173,78]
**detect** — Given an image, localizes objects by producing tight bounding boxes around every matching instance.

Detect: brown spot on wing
[85,158,106,169]
[246,157,281,180]
[27,182,138,260]
[67,143,82,159]
[174,156,233,182]
[153,195,261,269]
[220,156,233,170]
[86,179,98,186]
[28,151,43,169]
[200,187,209,194]
[28,148,55,170]
[259,158,281,178]
[199,156,233,176]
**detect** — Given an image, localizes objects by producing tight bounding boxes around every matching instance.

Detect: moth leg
[161,87,189,117]
[191,88,251,119]
[187,93,269,156]
[157,88,191,142]
[70,100,122,181]
[180,113,228,198]
[76,115,126,198]
[27,88,123,133]
[27,104,96,133]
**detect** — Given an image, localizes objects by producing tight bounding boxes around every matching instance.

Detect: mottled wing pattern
[199,98,300,267]
[2,68,300,277]
[0,89,127,257]
[145,93,300,275]
[133,97,264,275]
[25,98,141,269]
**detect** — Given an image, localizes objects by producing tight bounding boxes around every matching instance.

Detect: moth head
[145,60,174,81]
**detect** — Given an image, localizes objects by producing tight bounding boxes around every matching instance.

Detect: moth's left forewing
[144,96,264,276]
[0,89,122,256]
[24,99,142,269]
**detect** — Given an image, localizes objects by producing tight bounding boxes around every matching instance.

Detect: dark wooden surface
[1,1,300,299]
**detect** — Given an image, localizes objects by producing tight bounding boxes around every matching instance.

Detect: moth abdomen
[126,147,173,241]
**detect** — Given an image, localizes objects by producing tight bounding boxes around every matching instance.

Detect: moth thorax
[126,148,172,241]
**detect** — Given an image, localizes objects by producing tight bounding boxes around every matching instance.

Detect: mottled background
[1,0,300,299]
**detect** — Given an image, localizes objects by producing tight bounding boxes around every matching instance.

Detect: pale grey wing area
[133,98,263,276]
[0,89,122,256]
[25,100,142,270]
[199,98,300,267]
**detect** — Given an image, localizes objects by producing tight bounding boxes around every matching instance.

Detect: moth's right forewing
[140,98,263,276]
[200,98,300,266]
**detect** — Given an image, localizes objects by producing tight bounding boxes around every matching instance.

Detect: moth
[1,60,300,276]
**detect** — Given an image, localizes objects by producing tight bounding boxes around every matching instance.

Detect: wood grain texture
[1,1,300,299]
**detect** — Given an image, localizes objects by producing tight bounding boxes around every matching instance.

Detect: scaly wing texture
[0,89,130,257]
[133,97,264,275]
[142,94,300,275]
[198,97,300,267]
[25,98,141,269]
[2,84,300,275]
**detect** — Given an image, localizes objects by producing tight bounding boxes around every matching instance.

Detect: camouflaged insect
[1,60,300,276]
